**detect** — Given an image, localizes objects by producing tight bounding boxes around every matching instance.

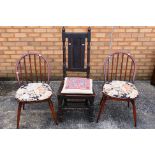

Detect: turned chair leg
[96,96,107,123]
[131,100,137,127]
[23,103,25,110]
[48,100,58,125]
[127,101,130,108]
[85,99,89,106]
[17,102,23,129]
[88,97,95,122]
[57,96,63,122]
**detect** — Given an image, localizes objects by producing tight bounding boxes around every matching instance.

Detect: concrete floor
[0,81,154,129]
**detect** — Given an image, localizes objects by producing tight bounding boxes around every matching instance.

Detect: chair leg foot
[131,100,137,127]
[96,96,107,123]
[48,100,58,125]
[17,102,23,129]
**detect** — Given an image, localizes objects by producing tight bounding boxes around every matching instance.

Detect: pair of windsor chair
[15,27,138,128]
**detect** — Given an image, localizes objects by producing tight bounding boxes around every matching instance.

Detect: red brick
[15,33,27,37]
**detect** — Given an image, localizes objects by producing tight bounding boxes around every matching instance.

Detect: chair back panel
[68,34,86,69]
[62,27,91,78]
[104,51,136,83]
[16,52,50,85]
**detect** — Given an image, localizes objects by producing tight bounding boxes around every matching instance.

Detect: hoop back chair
[96,51,139,127]
[15,52,57,128]
[57,27,95,122]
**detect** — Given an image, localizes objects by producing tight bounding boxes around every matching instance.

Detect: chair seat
[61,77,93,94]
[15,83,52,102]
[103,80,138,99]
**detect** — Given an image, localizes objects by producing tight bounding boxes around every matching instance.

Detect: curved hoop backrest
[104,51,136,83]
[16,52,50,85]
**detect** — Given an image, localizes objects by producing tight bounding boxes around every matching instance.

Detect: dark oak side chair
[151,66,155,85]
[96,51,139,127]
[57,27,95,122]
[15,52,57,128]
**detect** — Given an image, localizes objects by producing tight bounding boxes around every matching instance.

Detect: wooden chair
[96,51,139,127]
[57,27,95,122]
[15,52,57,128]
[151,66,155,85]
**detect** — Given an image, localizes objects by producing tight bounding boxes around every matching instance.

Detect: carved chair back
[62,27,91,79]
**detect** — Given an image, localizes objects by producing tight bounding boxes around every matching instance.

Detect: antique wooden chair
[15,52,57,128]
[96,51,139,127]
[151,66,155,85]
[57,27,95,122]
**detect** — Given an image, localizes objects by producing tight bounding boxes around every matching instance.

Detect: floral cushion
[103,80,138,99]
[15,83,52,102]
[61,77,93,94]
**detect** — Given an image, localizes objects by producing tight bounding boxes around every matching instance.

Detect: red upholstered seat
[61,77,93,94]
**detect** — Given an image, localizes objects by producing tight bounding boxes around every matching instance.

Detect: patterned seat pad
[61,77,93,94]
[15,83,52,102]
[103,80,138,99]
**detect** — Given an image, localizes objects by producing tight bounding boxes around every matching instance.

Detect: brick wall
[0,26,155,80]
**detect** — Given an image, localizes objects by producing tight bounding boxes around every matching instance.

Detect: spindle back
[104,51,136,83]
[16,52,50,85]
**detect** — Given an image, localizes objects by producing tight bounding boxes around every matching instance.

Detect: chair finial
[62,26,65,32]
[88,26,91,32]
